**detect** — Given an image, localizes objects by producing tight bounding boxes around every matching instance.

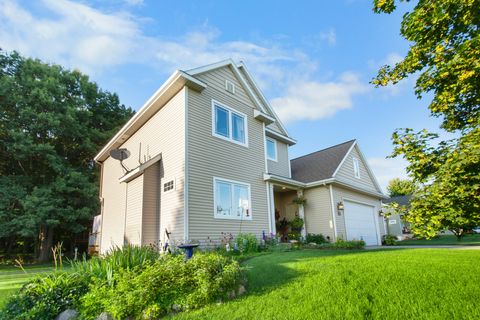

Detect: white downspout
[328,184,338,240]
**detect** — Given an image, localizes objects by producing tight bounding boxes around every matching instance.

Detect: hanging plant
[292,196,307,206]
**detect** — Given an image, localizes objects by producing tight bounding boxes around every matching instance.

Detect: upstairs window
[214,177,251,220]
[163,179,175,193]
[266,137,277,161]
[353,157,361,179]
[212,101,248,146]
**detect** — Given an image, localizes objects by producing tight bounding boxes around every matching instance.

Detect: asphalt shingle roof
[384,195,412,207]
[290,140,356,183]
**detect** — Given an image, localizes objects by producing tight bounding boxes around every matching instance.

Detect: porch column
[269,183,276,236]
[297,189,306,240]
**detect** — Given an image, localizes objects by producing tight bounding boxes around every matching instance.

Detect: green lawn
[174,249,480,320]
[397,233,480,245]
[0,264,59,308]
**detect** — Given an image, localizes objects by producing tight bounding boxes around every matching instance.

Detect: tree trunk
[37,225,54,262]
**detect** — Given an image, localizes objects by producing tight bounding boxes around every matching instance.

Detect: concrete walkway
[366,245,480,250]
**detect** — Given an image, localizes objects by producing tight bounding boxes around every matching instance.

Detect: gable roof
[186,59,290,137]
[291,140,356,183]
[94,70,207,162]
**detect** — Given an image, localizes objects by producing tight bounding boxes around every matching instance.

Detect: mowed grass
[397,233,480,245]
[0,264,60,307]
[174,249,480,320]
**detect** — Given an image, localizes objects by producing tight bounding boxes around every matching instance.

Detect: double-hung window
[266,137,277,161]
[213,101,247,146]
[214,178,251,220]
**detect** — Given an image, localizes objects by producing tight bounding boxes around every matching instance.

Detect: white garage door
[344,201,378,246]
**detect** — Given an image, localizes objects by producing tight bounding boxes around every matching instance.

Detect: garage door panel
[344,201,378,245]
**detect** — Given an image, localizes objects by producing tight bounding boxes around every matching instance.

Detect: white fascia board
[353,142,384,194]
[185,59,235,75]
[94,71,206,163]
[118,153,162,183]
[254,109,275,125]
[265,128,297,145]
[237,62,290,137]
[263,173,306,188]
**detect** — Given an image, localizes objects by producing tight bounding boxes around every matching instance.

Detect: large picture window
[214,177,251,220]
[212,101,248,146]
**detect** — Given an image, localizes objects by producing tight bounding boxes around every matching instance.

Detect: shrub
[306,233,326,244]
[333,239,366,249]
[290,217,304,230]
[0,272,89,320]
[235,233,258,253]
[71,244,160,284]
[383,234,397,246]
[79,252,242,319]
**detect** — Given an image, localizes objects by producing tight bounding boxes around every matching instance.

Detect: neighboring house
[93,59,387,254]
[383,195,412,240]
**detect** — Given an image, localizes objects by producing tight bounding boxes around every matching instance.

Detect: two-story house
[93,60,386,254]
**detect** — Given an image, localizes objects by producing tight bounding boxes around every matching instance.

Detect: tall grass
[70,245,160,285]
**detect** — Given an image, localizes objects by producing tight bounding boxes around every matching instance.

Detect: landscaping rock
[238,284,247,296]
[96,312,115,320]
[55,309,78,320]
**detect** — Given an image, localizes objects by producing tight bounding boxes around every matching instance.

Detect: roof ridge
[291,139,356,161]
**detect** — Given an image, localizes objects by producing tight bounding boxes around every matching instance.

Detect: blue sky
[0,0,444,191]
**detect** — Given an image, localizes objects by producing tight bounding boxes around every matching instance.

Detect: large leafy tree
[387,178,416,197]
[0,50,134,261]
[372,0,480,238]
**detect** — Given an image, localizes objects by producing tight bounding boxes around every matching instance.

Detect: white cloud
[368,157,409,193]
[319,28,336,46]
[271,72,369,122]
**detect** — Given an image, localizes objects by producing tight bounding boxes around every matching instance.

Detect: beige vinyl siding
[335,146,378,192]
[99,88,185,253]
[236,67,285,135]
[304,187,335,240]
[195,66,253,109]
[125,175,143,245]
[188,66,269,243]
[100,157,127,252]
[267,140,290,177]
[142,163,160,246]
[331,185,385,239]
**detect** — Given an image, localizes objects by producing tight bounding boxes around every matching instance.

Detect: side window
[353,157,361,179]
[163,179,175,193]
[266,137,277,161]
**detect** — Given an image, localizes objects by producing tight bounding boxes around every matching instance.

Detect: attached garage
[344,200,379,245]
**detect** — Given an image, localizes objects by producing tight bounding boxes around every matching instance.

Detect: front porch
[264,174,307,242]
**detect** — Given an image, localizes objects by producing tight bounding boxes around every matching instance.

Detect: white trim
[266,137,278,162]
[94,71,206,162]
[118,153,162,183]
[237,62,290,136]
[262,123,268,173]
[162,178,176,194]
[186,59,233,76]
[329,185,338,240]
[263,173,305,188]
[332,141,357,177]
[184,87,189,240]
[266,182,272,234]
[269,182,276,235]
[342,198,382,245]
[225,79,235,94]
[211,99,249,148]
[265,128,297,145]
[254,109,275,125]
[287,147,292,178]
[353,157,361,179]
[213,177,252,220]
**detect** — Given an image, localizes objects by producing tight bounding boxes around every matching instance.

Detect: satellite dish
[110,148,131,173]
[110,148,130,161]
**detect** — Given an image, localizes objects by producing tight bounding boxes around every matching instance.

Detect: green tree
[387,178,416,197]
[373,0,480,239]
[0,50,134,261]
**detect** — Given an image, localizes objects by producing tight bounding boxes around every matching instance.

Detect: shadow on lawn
[241,249,376,296]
